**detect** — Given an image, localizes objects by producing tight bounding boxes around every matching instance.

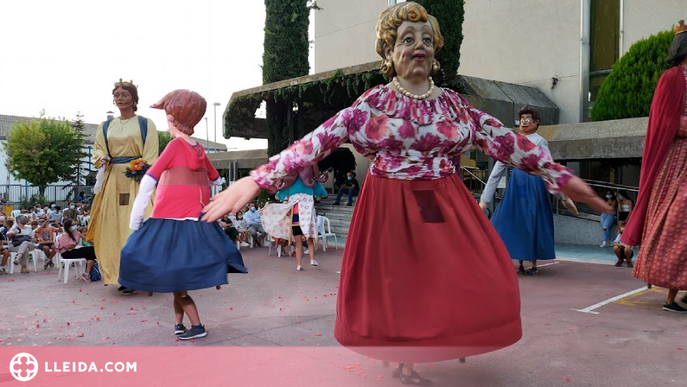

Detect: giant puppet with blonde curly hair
[87,79,159,292]
[202,2,611,383]
[120,89,246,340]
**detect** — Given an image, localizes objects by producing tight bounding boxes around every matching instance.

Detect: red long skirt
[334,174,522,363]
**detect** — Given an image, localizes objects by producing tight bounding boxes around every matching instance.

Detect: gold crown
[114,78,137,89]
[675,20,687,35]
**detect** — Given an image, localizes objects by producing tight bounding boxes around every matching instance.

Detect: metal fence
[459,166,639,220]
[0,184,93,210]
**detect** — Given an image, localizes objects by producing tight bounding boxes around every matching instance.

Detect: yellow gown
[86,117,159,285]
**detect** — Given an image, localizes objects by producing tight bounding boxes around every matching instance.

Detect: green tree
[158,131,173,154]
[591,29,673,121]
[3,116,87,196]
[415,0,465,87]
[263,0,318,155]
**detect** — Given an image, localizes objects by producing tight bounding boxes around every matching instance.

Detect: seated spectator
[77,227,92,246]
[613,224,634,268]
[62,202,78,222]
[7,215,36,274]
[47,206,63,226]
[78,205,91,226]
[243,202,267,247]
[36,219,62,268]
[333,171,359,206]
[233,211,250,244]
[0,218,14,274]
[224,219,249,247]
[56,219,97,282]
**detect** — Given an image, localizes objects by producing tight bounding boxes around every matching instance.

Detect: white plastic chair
[8,250,40,274]
[5,233,40,273]
[316,216,338,252]
[249,233,270,249]
[54,235,87,284]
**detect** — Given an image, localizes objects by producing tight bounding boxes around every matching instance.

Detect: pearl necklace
[392,77,435,100]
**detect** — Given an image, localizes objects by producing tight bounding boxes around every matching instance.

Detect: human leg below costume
[174,291,201,326]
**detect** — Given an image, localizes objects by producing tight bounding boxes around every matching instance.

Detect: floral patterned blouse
[251,86,573,193]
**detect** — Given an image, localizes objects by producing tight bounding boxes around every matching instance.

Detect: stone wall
[554,214,616,246]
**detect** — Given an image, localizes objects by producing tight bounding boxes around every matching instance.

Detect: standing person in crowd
[120,89,246,340]
[600,189,617,247]
[621,20,687,313]
[201,2,611,383]
[480,105,578,276]
[616,190,634,227]
[263,164,329,271]
[87,79,159,294]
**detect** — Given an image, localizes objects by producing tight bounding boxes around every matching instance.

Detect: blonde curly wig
[375,2,444,77]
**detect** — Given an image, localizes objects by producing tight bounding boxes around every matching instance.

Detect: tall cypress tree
[415,0,465,87]
[263,0,311,155]
[263,0,310,84]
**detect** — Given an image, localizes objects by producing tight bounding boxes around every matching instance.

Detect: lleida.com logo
[9,352,137,381]
[9,352,39,381]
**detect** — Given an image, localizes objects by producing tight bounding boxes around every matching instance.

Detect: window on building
[589,0,620,107]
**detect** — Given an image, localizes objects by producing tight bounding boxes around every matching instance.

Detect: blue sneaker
[174,324,187,335]
[178,325,207,340]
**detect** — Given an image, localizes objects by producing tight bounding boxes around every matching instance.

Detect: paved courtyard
[1,243,685,386]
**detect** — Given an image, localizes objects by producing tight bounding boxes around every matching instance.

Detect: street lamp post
[213,102,221,153]
[204,117,209,150]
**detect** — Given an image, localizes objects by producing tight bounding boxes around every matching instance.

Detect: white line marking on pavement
[573,286,647,314]
[537,262,560,268]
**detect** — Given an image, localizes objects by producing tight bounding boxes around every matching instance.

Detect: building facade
[314,0,684,124]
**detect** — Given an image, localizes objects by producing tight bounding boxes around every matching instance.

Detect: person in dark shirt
[334,171,360,206]
[224,219,240,242]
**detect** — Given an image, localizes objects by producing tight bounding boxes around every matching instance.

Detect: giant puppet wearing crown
[87,79,160,289]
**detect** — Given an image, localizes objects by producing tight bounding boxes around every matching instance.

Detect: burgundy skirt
[334,174,522,363]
